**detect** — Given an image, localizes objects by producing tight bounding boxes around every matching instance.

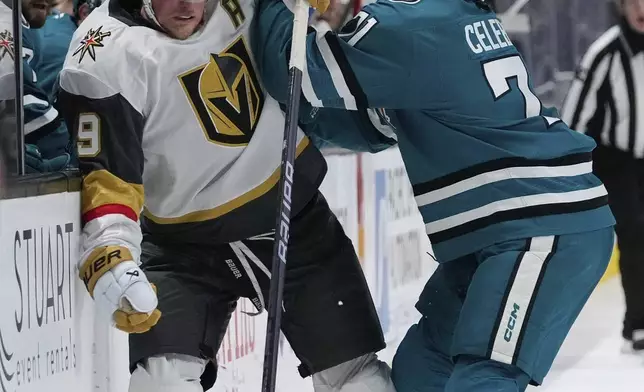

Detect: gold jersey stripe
[82,169,145,217]
[143,137,310,224]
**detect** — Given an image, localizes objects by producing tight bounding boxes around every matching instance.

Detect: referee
[562,0,644,353]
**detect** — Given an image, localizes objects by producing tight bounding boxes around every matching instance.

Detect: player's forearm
[56,92,146,270]
[255,0,358,109]
[254,0,301,104]
[80,214,143,269]
[57,80,146,231]
[302,108,396,153]
[79,169,145,269]
[256,0,420,110]
[81,168,144,222]
[23,61,60,135]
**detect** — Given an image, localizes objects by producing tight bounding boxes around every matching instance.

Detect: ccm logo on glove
[80,246,132,296]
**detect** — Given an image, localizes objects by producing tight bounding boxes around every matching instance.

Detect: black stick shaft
[260,66,303,392]
[12,0,24,175]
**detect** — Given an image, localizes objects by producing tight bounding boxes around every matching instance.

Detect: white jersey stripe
[237,241,271,278]
[490,236,556,365]
[230,242,266,311]
[23,103,59,135]
[610,53,630,152]
[425,185,607,235]
[347,17,378,47]
[415,162,593,207]
[301,66,324,107]
[312,23,358,110]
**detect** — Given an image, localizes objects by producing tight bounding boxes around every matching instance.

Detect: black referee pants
[593,144,644,339]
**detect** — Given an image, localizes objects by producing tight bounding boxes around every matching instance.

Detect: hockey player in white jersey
[0,0,13,102]
[0,0,13,174]
[57,0,397,391]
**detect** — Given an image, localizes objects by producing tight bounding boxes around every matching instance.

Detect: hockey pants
[391,228,614,391]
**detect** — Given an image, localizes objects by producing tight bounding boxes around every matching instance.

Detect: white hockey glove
[79,245,161,333]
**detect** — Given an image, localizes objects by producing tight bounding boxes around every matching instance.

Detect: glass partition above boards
[0,0,94,180]
[1,0,16,179]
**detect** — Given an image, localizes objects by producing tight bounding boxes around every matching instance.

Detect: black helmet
[73,0,102,19]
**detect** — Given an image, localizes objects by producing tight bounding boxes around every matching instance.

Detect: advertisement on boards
[0,191,95,392]
[367,149,434,288]
[363,148,436,348]
[318,154,359,247]
[374,169,390,334]
[211,299,266,392]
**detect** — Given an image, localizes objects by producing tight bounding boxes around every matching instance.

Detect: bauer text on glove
[79,245,161,333]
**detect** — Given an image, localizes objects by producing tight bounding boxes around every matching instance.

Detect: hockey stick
[12,0,25,175]
[260,0,310,391]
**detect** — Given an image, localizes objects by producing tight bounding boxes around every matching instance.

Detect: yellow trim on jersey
[82,169,145,217]
[143,137,310,224]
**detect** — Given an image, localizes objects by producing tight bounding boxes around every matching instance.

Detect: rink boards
[0,147,618,392]
[0,147,436,392]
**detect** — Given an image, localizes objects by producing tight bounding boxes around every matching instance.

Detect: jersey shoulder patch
[338,0,424,46]
[61,11,149,114]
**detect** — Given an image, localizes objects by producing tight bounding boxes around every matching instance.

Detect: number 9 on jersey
[77,112,101,157]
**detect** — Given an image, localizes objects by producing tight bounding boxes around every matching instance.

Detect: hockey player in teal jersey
[23,0,100,171]
[36,0,100,100]
[20,0,71,171]
[253,0,616,390]
[36,9,76,101]
[21,4,56,134]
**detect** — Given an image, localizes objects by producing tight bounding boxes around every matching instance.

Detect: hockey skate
[621,330,644,355]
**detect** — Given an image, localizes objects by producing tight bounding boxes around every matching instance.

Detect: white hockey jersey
[0,0,14,101]
[57,0,326,258]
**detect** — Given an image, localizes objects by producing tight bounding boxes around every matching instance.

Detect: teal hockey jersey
[23,19,69,160]
[36,10,76,101]
[22,21,58,134]
[254,0,616,262]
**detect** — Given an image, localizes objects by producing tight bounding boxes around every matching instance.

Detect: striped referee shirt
[562,23,644,158]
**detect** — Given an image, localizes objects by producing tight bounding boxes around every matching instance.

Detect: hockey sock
[445,355,531,392]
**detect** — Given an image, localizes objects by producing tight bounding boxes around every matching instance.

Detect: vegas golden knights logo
[179,37,264,146]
